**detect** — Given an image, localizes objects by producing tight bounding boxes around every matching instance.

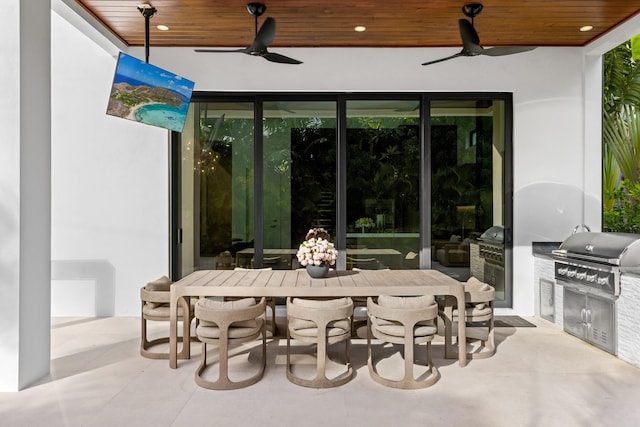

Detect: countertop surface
[532,241,561,258]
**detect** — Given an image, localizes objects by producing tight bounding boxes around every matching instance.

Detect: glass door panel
[171,93,512,307]
[346,100,421,270]
[261,101,337,269]
[178,101,255,277]
[429,99,507,302]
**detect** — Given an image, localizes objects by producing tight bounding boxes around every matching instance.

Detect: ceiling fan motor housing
[462,3,483,19]
[247,2,266,17]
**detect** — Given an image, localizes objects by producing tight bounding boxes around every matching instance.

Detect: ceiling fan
[194,2,302,65]
[422,3,536,66]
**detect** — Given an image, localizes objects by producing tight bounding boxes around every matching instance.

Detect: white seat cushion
[373,322,437,338]
[142,303,187,318]
[289,319,351,337]
[291,297,350,308]
[453,305,493,317]
[196,321,261,339]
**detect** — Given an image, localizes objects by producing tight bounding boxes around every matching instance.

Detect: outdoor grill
[478,225,505,263]
[552,231,640,297]
[552,231,640,355]
[477,226,505,296]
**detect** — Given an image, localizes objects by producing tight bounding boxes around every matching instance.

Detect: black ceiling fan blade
[480,46,537,57]
[262,51,303,64]
[422,51,465,66]
[422,6,537,67]
[195,10,300,64]
[458,19,481,50]
[194,48,248,54]
[254,16,276,49]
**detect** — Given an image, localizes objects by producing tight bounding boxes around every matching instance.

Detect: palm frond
[602,144,621,211]
[603,105,640,183]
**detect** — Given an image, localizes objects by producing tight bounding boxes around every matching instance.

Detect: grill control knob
[567,269,577,278]
[558,267,568,276]
[597,276,610,286]
[586,273,597,282]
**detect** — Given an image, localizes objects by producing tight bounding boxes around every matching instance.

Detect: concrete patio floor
[2,312,640,427]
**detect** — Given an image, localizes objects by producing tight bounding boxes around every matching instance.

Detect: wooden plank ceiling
[74,1,640,48]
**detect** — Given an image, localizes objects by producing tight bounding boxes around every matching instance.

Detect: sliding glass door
[173,101,254,275]
[171,92,512,307]
[345,100,420,270]
[257,100,337,270]
[429,97,511,305]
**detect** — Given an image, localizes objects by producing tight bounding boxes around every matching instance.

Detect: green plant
[603,179,640,232]
[603,143,621,213]
[355,217,374,229]
[603,105,640,184]
[603,39,640,231]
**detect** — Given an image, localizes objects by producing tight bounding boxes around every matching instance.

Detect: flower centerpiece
[355,217,375,233]
[296,228,337,278]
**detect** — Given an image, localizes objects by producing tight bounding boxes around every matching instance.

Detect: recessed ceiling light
[157,24,169,31]
[580,25,593,32]
[354,26,366,32]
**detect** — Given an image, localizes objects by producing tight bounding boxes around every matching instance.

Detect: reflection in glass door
[175,101,255,277]
[346,100,421,270]
[171,93,512,307]
[260,101,337,269]
[429,99,508,304]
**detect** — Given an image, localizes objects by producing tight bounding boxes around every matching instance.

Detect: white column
[0,0,52,391]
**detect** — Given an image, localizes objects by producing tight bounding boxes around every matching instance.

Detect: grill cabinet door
[563,287,586,340]
[586,294,616,355]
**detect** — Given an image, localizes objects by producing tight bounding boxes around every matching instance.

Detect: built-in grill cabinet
[553,231,640,356]
[563,286,616,354]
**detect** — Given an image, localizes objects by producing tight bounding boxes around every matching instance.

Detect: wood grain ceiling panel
[73,0,640,48]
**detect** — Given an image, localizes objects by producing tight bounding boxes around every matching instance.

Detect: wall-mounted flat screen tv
[106,52,195,133]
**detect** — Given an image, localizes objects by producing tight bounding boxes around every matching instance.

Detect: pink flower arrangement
[296,228,338,267]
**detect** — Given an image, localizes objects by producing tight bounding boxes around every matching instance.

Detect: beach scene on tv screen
[106,52,195,132]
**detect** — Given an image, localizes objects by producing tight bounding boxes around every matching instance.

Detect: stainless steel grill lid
[479,226,504,243]
[554,232,640,267]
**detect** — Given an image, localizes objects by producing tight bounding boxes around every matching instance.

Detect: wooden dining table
[169,268,468,368]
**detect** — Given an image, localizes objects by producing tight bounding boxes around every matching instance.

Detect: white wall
[53,6,639,316]
[51,12,169,316]
[136,46,587,316]
[1,0,52,392]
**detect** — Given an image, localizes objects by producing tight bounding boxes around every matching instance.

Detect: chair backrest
[141,287,170,304]
[287,297,354,326]
[141,276,172,304]
[144,276,171,292]
[464,277,495,303]
[347,256,380,270]
[368,295,438,327]
[250,256,281,268]
[195,297,266,329]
